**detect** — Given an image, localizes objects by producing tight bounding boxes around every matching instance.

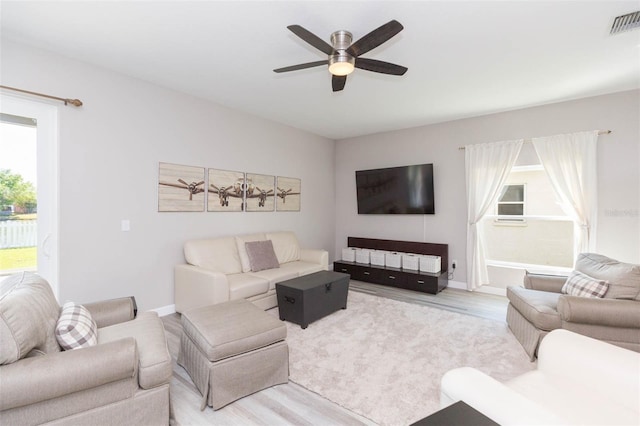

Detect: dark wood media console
[333,237,449,295]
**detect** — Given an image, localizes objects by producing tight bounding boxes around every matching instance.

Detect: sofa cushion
[278,260,324,277]
[184,237,242,274]
[266,231,300,264]
[0,272,61,365]
[55,302,98,350]
[507,286,562,331]
[235,233,267,272]
[227,273,270,300]
[248,268,299,291]
[575,253,640,300]
[245,240,280,272]
[98,312,172,389]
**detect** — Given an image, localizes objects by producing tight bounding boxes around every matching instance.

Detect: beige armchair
[0,272,172,425]
[507,253,640,360]
[441,329,640,425]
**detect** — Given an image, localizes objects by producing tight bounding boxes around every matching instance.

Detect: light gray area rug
[272,290,535,426]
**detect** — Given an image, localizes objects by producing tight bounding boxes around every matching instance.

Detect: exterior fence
[0,220,37,249]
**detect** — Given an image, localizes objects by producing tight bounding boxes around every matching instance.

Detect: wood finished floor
[349,280,509,322]
[162,281,509,425]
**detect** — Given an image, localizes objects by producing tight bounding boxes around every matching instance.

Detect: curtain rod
[458,130,611,150]
[0,85,83,107]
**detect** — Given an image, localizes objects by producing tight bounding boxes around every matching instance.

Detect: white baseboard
[446,280,507,297]
[152,304,176,317]
[446,280,467,290]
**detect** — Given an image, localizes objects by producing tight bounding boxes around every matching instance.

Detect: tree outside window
[0,169,37,214]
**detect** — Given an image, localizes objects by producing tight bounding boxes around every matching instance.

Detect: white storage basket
[419,255,442,273]
[402,254,419,270]
[370,250,387,266]
[385,252,402,268]
[342,248,356,262]
[355,249,372,264]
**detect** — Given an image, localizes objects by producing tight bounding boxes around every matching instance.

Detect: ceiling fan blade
[287,25,334,55]
[347,20,404,57]
[332,75,347,92]
[273,60,328,73]
[355,58,407,75]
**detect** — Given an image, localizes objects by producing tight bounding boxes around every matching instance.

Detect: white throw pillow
[235,233,267,272]
[266,231,300,264]
[55,302,98,350]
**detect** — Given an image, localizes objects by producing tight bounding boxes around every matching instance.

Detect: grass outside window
[0,247,37,272]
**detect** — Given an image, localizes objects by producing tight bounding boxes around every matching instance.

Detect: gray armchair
[506,253,640,360]
[0,272,172,425]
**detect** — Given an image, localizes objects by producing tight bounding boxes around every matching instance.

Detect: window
[481,164,574,269]
[497,184,525,219]
[0,116,37,275]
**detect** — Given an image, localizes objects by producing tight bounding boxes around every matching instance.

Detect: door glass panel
[0,118,38,276]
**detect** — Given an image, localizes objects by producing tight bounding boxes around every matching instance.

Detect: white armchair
[440,329,640,425]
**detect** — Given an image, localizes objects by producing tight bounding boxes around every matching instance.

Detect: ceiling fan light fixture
[329,54,355,76]
[276,20,407,91]
[330,30,353,50]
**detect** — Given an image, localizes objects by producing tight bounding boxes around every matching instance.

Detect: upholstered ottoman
[178,299,289,410]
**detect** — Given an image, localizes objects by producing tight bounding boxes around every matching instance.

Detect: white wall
[1,41,336,311]
[3,41,637,302]
[335,90,640,286]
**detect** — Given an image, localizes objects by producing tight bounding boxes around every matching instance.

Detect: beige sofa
[174,231,328,313]
[441,329,640,425]
[507,253,640,360]
[0,272,172,425]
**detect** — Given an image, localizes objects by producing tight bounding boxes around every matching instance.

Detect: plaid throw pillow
[561,270,609,298]
[55,302,98,350]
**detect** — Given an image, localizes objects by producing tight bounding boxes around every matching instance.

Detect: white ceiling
[2,1,639,139]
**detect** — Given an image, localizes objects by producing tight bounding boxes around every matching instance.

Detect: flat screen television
[355,163,435,214]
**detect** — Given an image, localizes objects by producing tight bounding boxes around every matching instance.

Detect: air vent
[610,11,640,34]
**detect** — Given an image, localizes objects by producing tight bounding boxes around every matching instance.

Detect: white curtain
[465,139,523,290]
[532,131,599,260]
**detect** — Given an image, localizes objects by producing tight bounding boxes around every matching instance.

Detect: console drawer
[334,259,446,294]
[404,275,438,294]
[354,267,386,283]
[375,270,406,287]
[334,262,356,275]
[334,262,384,283]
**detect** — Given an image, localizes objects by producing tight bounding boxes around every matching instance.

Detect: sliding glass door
[0,96,58,295]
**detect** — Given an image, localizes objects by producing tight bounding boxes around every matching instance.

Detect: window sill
[492,218,527,226]
[485,259,572,275]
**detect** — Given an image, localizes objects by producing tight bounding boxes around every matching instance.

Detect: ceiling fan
[273,20,408,92]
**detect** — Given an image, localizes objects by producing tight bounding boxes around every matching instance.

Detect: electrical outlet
[452,260,457,269]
